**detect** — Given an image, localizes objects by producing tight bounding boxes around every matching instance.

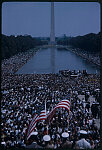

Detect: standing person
[85,93,89,102]
[45,140,54,149]
[97,105,100,119]
[25,135,43,149]
[86,102,90,112]
[61,135,72,149]
[92,103,98,119]
[91,103,95,118]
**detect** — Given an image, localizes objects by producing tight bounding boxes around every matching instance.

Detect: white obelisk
[50,2,55,45]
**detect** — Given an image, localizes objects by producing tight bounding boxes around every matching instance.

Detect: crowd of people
[1,48,38,74]
[1,50,100,149]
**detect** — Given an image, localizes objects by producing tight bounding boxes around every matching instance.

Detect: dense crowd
[1,50,100,149]
[1,48,38,74]
[1,70,100,149]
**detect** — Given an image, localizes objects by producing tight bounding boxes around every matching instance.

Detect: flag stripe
[29,111,45,131]
[27,114,38,137]
[46,99,70,122]
[27,123,37,140]
[27,110,46,139]
[29,115,39,132]
[26,113,37,133]
[56,102,70,108]
[27,99,71,139]
[55,105,70,111]
[27,115,39,137]
[61,100,70,105]
[27,113,46,139]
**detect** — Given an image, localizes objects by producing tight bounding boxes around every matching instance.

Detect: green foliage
[1,34,47,60]
[57,32,101,53]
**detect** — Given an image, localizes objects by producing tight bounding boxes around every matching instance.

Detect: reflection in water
[16,48,100,74]
[50,47,55,73]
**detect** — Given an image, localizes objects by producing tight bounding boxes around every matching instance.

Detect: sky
[2,2,100,37]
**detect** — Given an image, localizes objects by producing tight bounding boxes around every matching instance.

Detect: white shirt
[77,138,91,149]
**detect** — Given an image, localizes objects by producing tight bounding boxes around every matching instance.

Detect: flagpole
[45,99,48,135]
[45,99,46,115]
[68,89,72,131]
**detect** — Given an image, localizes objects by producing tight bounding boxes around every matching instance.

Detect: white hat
[79,130,87,134]
[2,110,6,114]
[27,88,30,91]
[62,132,69,138]
[1,142,6,145]
[31,131,38,136]
[43,135,51,141]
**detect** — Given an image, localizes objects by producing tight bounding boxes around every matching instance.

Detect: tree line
[57,32,101,53]
[1,32,101,60]
[1,34,48,60]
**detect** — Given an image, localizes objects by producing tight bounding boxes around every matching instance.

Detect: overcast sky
[2,2,100,37]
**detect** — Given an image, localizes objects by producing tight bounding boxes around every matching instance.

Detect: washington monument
[50,2,55,45]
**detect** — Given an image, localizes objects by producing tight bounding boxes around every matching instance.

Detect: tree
[1,34,46,60]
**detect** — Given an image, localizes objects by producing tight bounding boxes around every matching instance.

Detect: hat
[79,130,87,134]
[31,131,38,136]
[43,135,51,141]
[62,132,69,138]
[2,110,6,114]
[1,142,6,145]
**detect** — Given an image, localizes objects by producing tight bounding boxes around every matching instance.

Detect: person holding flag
[26,108,46,140]
[26,93,71,146]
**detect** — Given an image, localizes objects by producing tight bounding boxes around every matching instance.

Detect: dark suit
[26,142,43,148]
[46,143,54,149]
[61,141,72,148]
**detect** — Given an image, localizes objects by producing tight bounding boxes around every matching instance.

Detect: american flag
[46,99,70,123]
[55,99,70,111]
[46,107,56,123]
[26,110,46,140]
[26,98,71,139]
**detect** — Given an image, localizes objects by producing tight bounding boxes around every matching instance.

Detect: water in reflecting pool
[16,48,100,74]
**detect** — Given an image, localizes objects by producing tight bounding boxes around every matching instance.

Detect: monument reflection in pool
[16,48,100,74]
[51,47,55,73]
